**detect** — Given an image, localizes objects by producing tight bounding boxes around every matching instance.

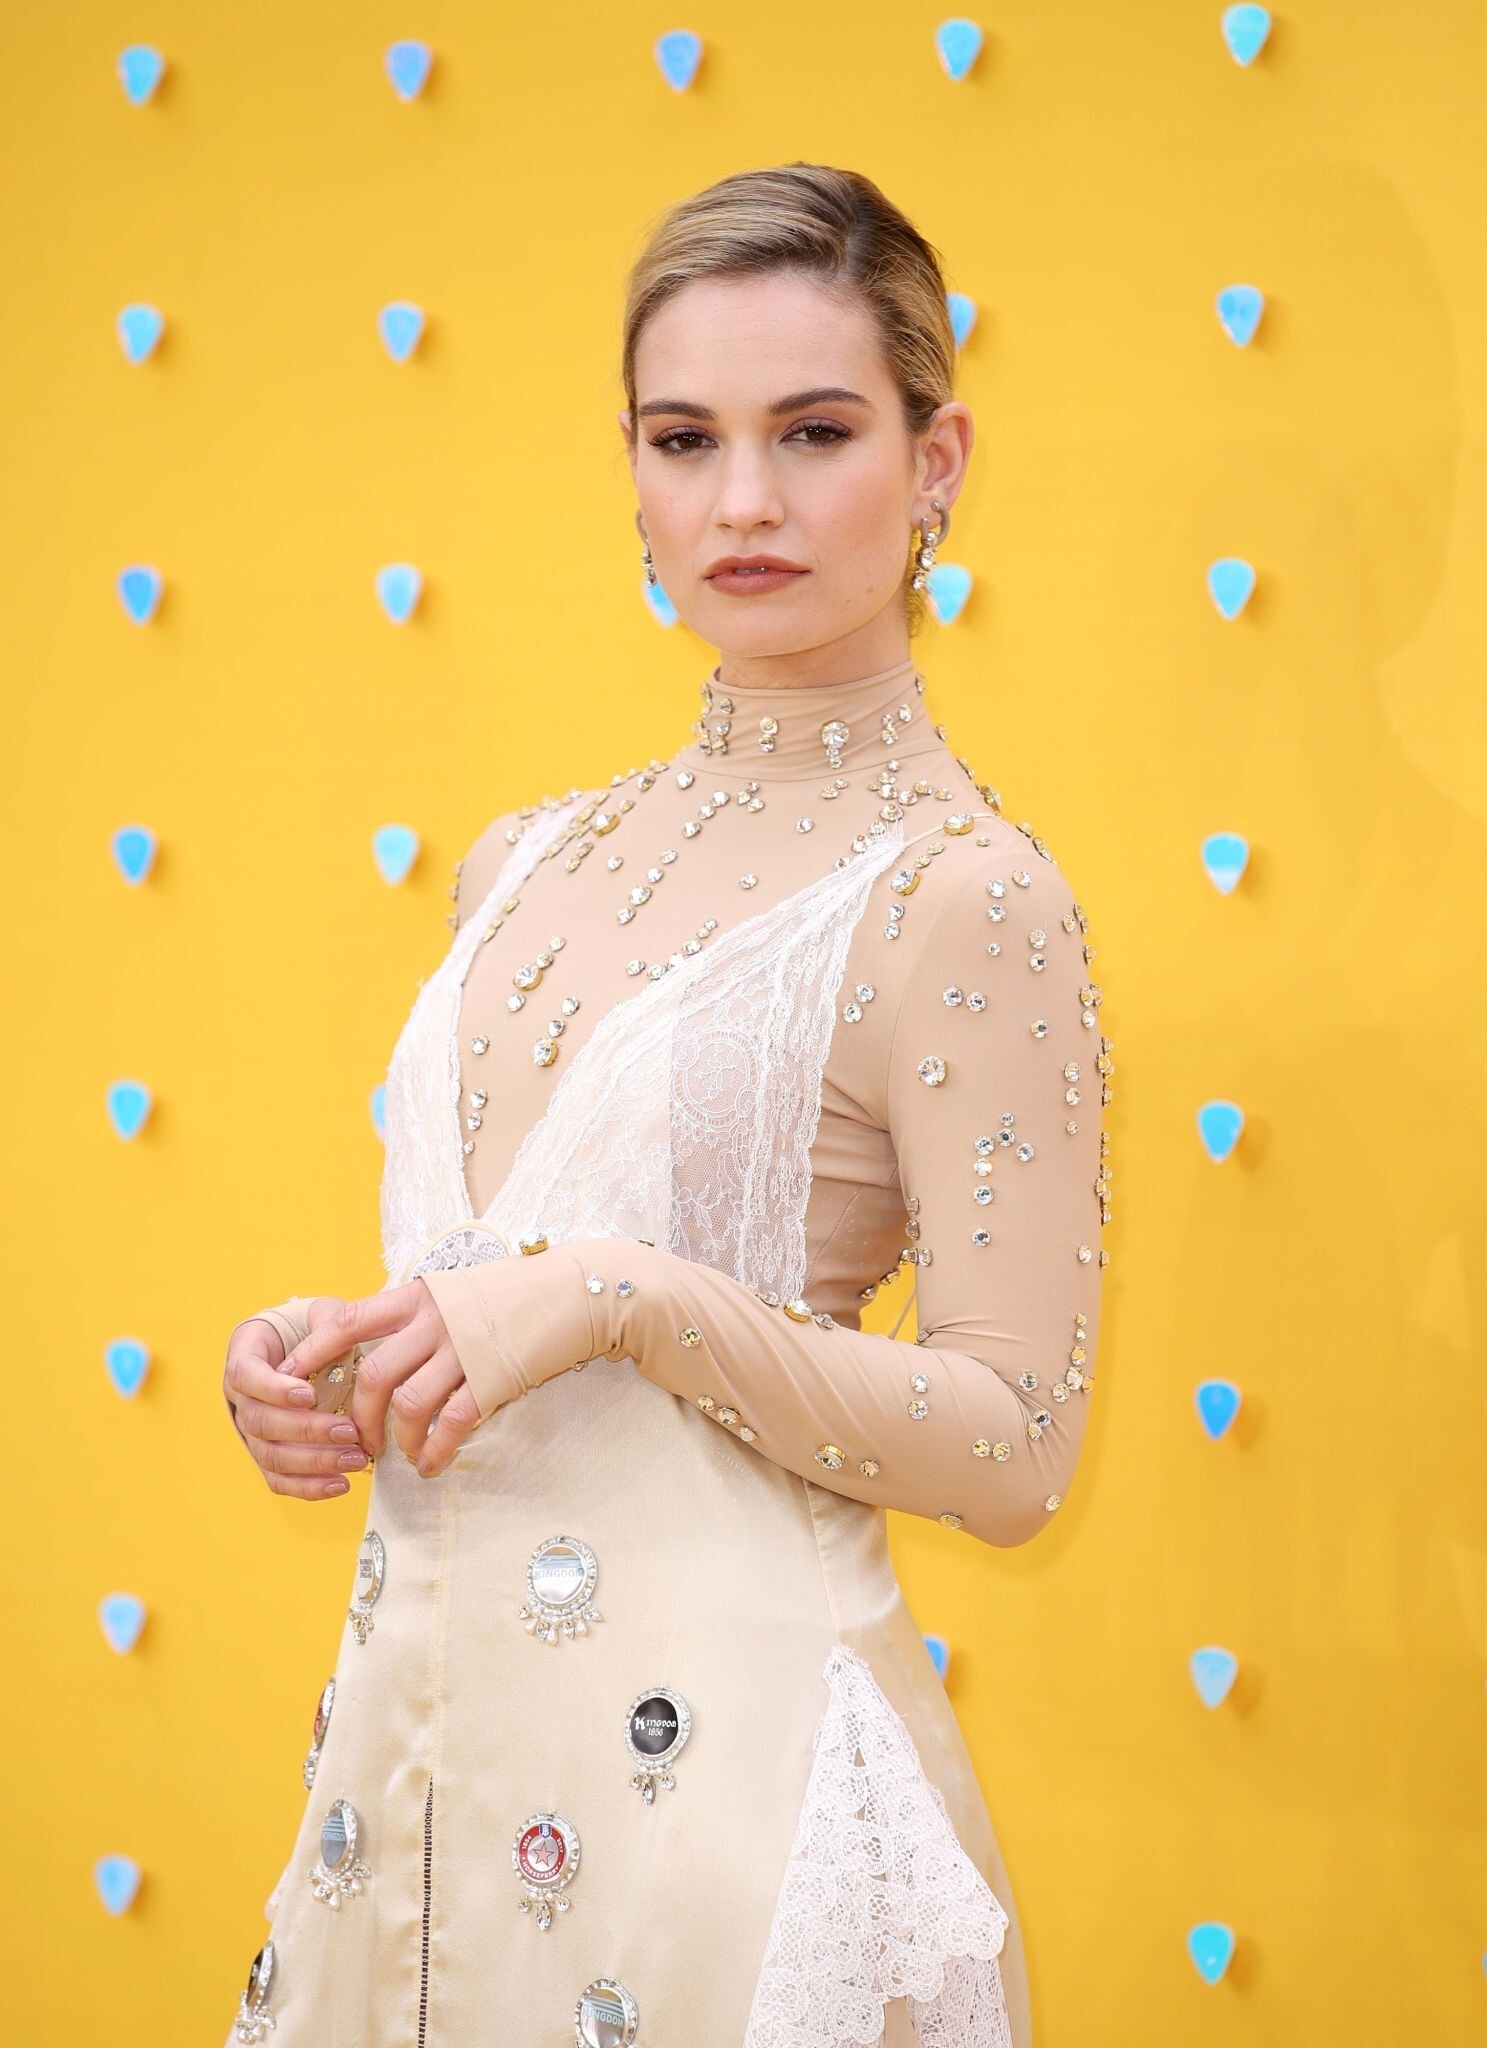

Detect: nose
[710,440,785,537]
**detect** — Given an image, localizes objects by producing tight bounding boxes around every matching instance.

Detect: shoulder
[450,789,587,930]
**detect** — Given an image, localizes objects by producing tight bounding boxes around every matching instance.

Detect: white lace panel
[472,818,907,1299]
[743,1646,1014,2048]
[379,798,587,1284]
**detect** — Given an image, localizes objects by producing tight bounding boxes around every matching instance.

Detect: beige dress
[225,656,1110,2048]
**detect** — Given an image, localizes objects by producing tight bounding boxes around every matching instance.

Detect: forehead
[633,270,889,402]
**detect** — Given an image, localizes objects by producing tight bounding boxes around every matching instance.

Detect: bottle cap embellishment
[574,1977,640,2047]
[513,1811,581,1929]
[232,1940,277,2044]
[349,1530,385,1644]
[310,1798,371,1907]
[521,1535,602,1644]
[623,1687,692,1803]
[303,1674,336,1788]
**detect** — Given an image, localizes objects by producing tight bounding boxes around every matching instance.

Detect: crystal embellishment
[513,1811,580,1929]
[349,1532,385,1644]
[310,1798,371,1907]
[520,1535,602,1644]
[624,1686,692,1803]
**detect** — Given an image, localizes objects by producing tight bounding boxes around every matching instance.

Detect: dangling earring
[635,508,658,587]
[910,499,950,592]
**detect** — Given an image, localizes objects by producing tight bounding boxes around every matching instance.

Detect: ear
[914,401,974,519]
[618,407,638,474]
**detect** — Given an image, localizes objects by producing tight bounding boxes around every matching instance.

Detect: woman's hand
[278,1280,482,1477]
[222,1303,372,1500]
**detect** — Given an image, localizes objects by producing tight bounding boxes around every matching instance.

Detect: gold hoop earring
[635,509,658,587]
[910,499,950,593]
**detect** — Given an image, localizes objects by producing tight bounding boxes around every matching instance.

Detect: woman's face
[624,270,972,675]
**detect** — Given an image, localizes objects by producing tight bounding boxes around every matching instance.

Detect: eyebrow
[635,386,874,421]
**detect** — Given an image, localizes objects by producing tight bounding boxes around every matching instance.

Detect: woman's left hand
[277,1281,479,1475]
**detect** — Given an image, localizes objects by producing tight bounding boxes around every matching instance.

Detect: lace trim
[742,1645,1013,2048]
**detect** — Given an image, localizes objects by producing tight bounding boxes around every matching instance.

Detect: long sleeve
[423,831,1110,1550]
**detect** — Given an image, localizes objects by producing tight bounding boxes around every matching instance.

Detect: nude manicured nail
[330,1422,358,1441]
[337,1449,368,1469]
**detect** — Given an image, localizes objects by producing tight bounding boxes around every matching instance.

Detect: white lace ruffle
[743,1645,1013,2048]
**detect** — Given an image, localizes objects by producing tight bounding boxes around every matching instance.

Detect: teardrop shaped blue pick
[643,578,679,628]
[655,31,703,91]
[1197,1099,1244,1163]
[372,824,420,886]
[104,1337,151,1399]
[95,1855,142,1915]
[117,565,163,625]
[1216,284,1265,347]
[385,40,433,101]
[1195,1377,1241,1441]
[1189,1645,1239,1709]
[1207,557,1255,620]
[369,1082,387,1140]
[1201,831,1248,895]
[106,1080,153,1141]
[117,46,165,106]
[923,1633,950,1680]
[375,563,422,624]
[927,562,973,626]
[378,302,425,362]
[935,18,984,80]
[1222,5,1271,65]
[1187,1921,1235,1984]
[111,825,158,886]
[100,1593,147,1655]
[117,304,165,364]
[946,292,977,348]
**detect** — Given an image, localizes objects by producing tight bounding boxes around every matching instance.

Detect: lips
[704,555,808,578]
[703,556,810,596]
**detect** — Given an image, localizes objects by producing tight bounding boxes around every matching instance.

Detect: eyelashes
[647,419,854,456]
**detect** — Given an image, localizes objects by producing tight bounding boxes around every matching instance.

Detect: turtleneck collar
[673,657,941,778]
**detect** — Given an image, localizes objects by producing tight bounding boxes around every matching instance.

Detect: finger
[245,1434,371,1479]
[414,1377,482,1478]
[281,1285,424,1378]
[227,1348,319,1413]
[386,1350,468,1468]
[261,1466,357,1502]
[232,1391,368,1447]
[348,1317,443,1458]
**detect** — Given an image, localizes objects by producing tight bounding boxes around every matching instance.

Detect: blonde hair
[622,163,957,629]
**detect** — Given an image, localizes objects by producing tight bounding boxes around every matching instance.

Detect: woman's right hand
[223,1308,371,1500]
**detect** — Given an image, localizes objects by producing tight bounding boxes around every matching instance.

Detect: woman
[221,162,1109,2048]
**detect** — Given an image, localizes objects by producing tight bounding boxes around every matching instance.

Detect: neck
[678,654,942,777]
[712,612,913,694]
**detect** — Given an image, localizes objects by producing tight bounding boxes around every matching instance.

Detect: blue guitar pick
[111,825,158,886]
[384,40,433,101]
[117,46,165,106]
[375,563,422,623]
[100,1593,147,1655]
[95,1855,142,1915]
[927,562,972,626]
[1201,831,1248,895]
[106,1080,153,1141]
[1189,1646,1238,1709]
[923,1633,950,1680]
[104,1338,151,1399]
[378,302,425,362]
[1195,1377,1242,1441]
[935,19,984,80]
[1187,1921,1235,1983]
[655,31,703,91]
[372,823,420,886]
[1197,1099,1243,1163]
[946,292,977,348]
[117,565,163,625]
[1221,5,1271,65]
[369,1082,387,1140]
[1207,557,1255,620]
[1216,284,1265,347]
[643,578,679,628]
[117,304,165,364]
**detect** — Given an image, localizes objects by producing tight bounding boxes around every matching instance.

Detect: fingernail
[337,1450,368,1469]
[327,1479,349,1495]
[330,1422,358,1441]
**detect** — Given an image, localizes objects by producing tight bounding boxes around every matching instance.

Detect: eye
[648,427,714,455]
[786,419,852,447]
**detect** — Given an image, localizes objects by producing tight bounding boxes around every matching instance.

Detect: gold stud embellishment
[814,1444,846,1470]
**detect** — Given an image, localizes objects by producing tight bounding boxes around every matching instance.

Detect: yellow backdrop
[5,3,1483,2042]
